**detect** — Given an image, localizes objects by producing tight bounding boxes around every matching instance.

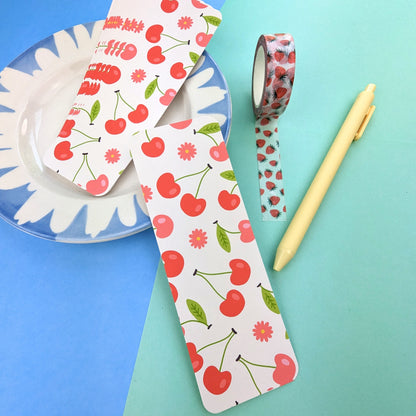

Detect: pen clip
[354,105,376,141]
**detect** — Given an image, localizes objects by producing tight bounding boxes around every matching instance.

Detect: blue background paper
[1,1,415,416]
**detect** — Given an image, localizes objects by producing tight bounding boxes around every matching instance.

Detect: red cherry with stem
[191,0,208,8]
[229,259,251,285]
[105,118,126,135]
[218,190,240,211]
[209,141,228,161]
[86,174,109,196]
[128,104,149,124]
[58,119,75,138]
[146,25,164,43]
[142,136,165,157]
[203,366,232,395]
[153,214,173,238]
[238,220,255,242]
[147,46,165,64]
[161,250,184,277]
[187,343,203,373]
[120,43,137,60]
[102,65,121,84]
[170,62,187,79]
[196,32,213,47]
[273,354,296,385]
[159,89,176,106]
[160,0,179,13]
[170,119,192,129]
[220,290,245,317]
[157,173,181,198]
[169,283,178,303]
[180,193,206,217]
[54,141,73,160]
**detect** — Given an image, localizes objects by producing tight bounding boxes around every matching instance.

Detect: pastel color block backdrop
[0,1,415,415]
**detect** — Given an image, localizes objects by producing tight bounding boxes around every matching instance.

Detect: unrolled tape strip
[252,34,296,221]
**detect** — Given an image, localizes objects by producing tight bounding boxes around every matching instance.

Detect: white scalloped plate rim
[0,21,231,243]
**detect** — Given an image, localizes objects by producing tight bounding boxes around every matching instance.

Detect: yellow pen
[274,84,376,271]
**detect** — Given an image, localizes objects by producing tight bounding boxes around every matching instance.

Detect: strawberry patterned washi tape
[252,34,296,221]
[130,116,298,413]
[42,0,222,196]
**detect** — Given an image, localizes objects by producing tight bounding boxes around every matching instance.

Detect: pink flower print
[104,16,123,29]
[131,69,147,83]
[141,185,153,203]
[105,148,121,164]
[178,142,197,161]
[252,321,273,342]
[122,18,144,34]
[178,16,193,30]
[189,229,207,249]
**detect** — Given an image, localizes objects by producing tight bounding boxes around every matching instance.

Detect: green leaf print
[216,223,231,253]
[186,299,207,325]
[261,286,280,314]
[189,52,200,64]
[203,15,222,27]
[220,170,236,181]
[145,78,158,99]
[90,100,100,123]
[197,122,221,135]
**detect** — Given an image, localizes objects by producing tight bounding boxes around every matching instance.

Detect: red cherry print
[269,196,280,206]
[170,62,187,79]
[58,119,75,138]
[220,290,245,317]
[153,214,174,238]
[229,259,250,285]
[128,104,149,124]
[196,32,212,47]
[86,174,109,195]
[141,136,165,157]
[273,354,296,385]
[180,193,206,217]
[157,173,181,198]
[102,65,121,84]
[160,0,179,13]
[238,220,255,242]
[169,283,178,303]
[288,51,296,64]
[209,142,228,162]
[203,366,232,395]
[147,46,165,64]
[187,343,203,373]
[161,250,184,277]
[276,170,283,180]
[120,44,137,60]
[218,190,240,211]
[146,24,164,43]
[170,119,192,129]
[256,139,266,148]
[105,118,126,135]
[54,141,73,160]
[159,89,176,106]
[191,0,208,8]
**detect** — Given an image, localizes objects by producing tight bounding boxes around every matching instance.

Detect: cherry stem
[72,129,99,141]
[238,359,262,396]
[203,15,210,35]
[180,319,208,327]
[230,183,238,194]
[216,222,241,235]
[195,165,211,198]
[175,166,209,182]
[162,42,187,54]
[197,330,234,354]
[70,138,100,149]
[145,130,151,142]
[239,356,276,370]
[84,153,96,180]
[72,107,91,119]
[155,78,165,95]
[219,332,235,372]
[198,131,218,146]
[114,92,120,119]
[184,65,194,70]
[196,271,231,277]
[117,91,135,111]
[195,272,225,301]
[161,33,188,44]
[72,154,86,183]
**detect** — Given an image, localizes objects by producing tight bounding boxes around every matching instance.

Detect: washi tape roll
[252,34,295,221]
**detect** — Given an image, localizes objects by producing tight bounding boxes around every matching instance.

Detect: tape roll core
[252,43,266,109]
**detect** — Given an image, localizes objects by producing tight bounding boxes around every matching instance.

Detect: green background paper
[124,0,416,415]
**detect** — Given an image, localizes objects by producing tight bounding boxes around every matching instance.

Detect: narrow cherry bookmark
[130,116,298,413]
[42,0,222,196]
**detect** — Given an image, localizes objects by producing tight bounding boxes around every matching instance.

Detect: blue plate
[0,21,231,243]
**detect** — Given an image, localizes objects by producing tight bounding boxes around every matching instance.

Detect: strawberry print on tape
[43,0,222,196]
[130,116,298,413]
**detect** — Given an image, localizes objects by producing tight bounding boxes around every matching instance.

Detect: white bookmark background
[43,0,221,196]
[130,116,298,413]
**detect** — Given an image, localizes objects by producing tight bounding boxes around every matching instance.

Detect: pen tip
[366,84,376,93]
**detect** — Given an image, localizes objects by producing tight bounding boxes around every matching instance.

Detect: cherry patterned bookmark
[42,0,221,196]
[130,116,298,413]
